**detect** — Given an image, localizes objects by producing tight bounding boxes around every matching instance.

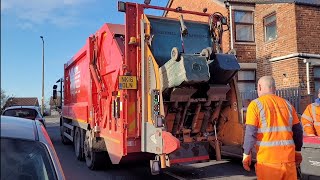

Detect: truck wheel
[60,119,72,145]
[84,130,107,170]
[74,127,84,161]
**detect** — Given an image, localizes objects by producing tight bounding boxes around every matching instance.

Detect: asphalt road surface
[46,117,256,180]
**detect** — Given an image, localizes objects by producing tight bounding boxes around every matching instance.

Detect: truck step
[64,132,74,142]
[63,122,73,130]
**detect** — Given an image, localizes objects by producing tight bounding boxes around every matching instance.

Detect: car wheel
[84,130,108,170]
[74,127,84,161]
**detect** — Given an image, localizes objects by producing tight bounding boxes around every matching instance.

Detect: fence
[240,87,301,114]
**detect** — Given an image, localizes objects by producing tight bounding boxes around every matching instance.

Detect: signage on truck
[70,65,81,94]
[119,76,137,89]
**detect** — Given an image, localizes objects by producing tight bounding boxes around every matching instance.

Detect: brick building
[163,0,320,112]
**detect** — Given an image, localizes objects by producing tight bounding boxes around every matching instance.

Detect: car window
[37,111,43,118]
[36,112,43,118]
[3,108,38,120]
[1,138,57,180]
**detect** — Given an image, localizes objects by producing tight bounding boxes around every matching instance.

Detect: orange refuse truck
[54,1,246,174]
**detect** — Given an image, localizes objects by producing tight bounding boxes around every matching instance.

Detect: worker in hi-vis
[242,76,303,179]
[301,88,320,136]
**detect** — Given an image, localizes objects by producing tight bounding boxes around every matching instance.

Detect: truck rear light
[151,90,161,124]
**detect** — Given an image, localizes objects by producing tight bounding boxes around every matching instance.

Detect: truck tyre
[84,130,107,170]
[60,118,72,145]
[74,127,84,161]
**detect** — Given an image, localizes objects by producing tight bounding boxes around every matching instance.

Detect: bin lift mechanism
[125,4,232,174]
[173,8,229,55]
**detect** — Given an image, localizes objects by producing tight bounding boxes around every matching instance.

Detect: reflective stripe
[313,103,320,106]
[258,126,292,133]
[256,140,294,147]
[315,122,320,126]
[285,101,293,126]
[254,99,267,128]
[302,114,314,122]
[303,124,312,128]
[311,103,317,121]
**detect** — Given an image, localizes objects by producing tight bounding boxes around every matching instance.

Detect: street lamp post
[40,36,45,115]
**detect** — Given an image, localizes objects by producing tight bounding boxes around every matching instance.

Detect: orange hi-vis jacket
[301,103,320,136]
[246,94,299,163]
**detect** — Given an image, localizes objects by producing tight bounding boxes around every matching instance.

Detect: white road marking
[164,171,187,180]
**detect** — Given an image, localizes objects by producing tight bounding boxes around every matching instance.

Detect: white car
[1,116,65,180]
[2,106,46,127]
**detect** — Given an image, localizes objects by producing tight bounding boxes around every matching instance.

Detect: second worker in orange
[301,88,320,136]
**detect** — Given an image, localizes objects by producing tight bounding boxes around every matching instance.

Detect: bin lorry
[54,1,246,174]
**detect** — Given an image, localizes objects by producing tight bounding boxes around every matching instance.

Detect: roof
[224,0,320,6]
[0,116,38,141]
[4,97,39,108]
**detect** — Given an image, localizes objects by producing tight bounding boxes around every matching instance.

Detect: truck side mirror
[53,85,57,100]
[53,89,57,100]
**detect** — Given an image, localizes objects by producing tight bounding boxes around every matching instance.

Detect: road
[45,117,256,180]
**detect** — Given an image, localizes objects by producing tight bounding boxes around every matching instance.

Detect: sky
[1,0,168,105]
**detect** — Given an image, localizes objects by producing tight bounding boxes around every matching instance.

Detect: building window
[234,10,254,42]
[314,66,320,96]
[237,69,256,102]
[264,13,277,41]
[237,70,256,92]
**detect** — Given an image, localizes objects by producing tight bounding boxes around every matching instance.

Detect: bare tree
[1,89,8,109]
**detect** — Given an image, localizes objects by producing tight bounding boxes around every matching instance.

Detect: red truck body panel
[63,44,90,123]
[63,23,132,163]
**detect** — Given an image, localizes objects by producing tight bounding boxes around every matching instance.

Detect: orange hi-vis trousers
[255,162,297,180]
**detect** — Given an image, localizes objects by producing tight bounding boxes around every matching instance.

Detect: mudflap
[169,141,210,165]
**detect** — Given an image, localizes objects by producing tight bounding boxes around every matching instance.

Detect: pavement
[45,116,257,180]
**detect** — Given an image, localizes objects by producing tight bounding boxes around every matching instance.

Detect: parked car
[2,106,46,127]
[1,116,65,180]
